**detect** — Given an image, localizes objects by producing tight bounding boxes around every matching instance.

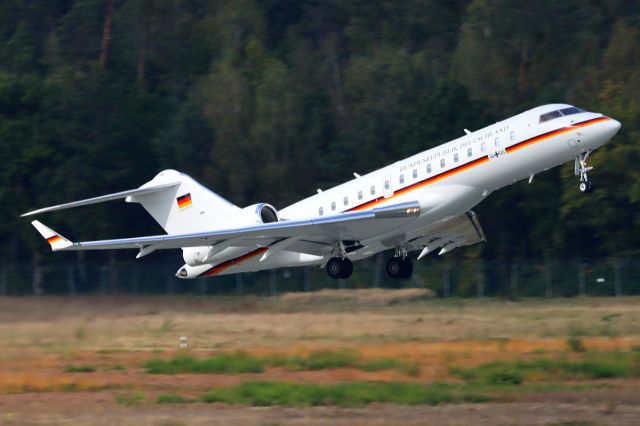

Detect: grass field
[0,293,638,425]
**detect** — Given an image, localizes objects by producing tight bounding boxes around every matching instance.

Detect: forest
[0,0,639,294]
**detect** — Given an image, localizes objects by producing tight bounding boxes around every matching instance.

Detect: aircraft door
[383,175,393,198]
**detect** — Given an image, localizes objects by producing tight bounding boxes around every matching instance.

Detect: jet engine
[181,203,279,266]
[233,203,280,225]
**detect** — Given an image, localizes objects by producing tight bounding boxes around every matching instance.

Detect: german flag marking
[47,235,62,245]
[202,247,269,277]
[176,193,192,209]
[346,117,611,212]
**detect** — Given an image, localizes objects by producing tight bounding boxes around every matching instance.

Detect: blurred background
[1,0,639,296]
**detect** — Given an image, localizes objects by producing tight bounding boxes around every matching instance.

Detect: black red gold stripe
[506,117,610,153]
[47,235,62,244]
[347,117,610,212]
[202,247,268,277]
[176,193,192,208]
[347,155,490,212]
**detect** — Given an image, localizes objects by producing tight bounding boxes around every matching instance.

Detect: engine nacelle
[238,203,280,224]
[181,203,279,266]
[219,203,279,228]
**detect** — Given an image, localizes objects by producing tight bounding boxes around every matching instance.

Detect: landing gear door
[383,175,393,198]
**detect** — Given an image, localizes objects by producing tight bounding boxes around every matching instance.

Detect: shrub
[115,393,145,406]
[567,336,586,353]
[157,394,191,404]
[64,365,96,373]
[486,370,523,386]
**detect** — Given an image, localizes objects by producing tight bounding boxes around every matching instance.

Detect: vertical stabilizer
[126,170,239,234]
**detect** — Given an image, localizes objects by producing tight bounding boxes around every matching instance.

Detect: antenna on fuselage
[464,129,472,135]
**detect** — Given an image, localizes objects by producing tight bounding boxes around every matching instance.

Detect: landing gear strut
[575,150,594,193]
[386,247,413,279]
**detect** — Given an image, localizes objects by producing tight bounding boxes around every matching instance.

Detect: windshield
[539,107,585,123]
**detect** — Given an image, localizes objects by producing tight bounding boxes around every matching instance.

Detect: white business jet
[23,104,621,280]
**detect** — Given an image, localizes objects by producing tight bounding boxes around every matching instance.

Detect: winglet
[31,220,73,251]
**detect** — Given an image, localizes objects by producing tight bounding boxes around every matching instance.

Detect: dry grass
[279,288,434,305]
[0,295,637,353]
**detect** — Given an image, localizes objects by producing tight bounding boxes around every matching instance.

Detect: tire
[386,257,404,278]
[400,258,414,279]
[326,257,342,279]
[339,258,353,279]
[579,181,588,193]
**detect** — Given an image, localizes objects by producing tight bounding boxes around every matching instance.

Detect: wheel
[386,257,402,278]
[400,257,413,279]
[326,257,342,279]
[326,257,353,279]
[387,257,413,279]
[339,258,353,279]
[579,180,594,193]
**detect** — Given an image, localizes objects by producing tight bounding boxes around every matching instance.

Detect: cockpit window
[539,107,585,123]
[539,110,562,123]
[559,106,584,116]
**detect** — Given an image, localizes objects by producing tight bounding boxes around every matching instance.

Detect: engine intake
[255,203,279,223]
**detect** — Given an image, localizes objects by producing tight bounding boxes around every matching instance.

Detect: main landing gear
[576,150,594,193]
[325,257,353,279]
[386,247,413,279]
[325,241,353,279]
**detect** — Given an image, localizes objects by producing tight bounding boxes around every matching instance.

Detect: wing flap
[410,210,486,258]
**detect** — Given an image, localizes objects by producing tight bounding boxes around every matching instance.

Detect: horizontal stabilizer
[31,220,73,251]
[21,182,180,217]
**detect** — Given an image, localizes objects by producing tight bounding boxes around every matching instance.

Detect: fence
[1,254,638,297]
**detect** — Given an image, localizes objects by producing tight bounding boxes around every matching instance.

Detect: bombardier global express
[23,104,621,280]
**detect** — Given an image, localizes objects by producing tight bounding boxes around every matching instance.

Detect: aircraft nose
[605,118,622,139]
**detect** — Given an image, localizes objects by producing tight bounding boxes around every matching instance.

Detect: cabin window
[494,137,501,147]
[481,142,487,153]
[467,147,472,157]
[343,196,348,206]
[412,169,418,179]
[427,164,432,173]
[510,131,516,141]
[331,201,336,211]
[357,190,363,200]
[370,185,376,195]
[454,153,459,163]
[399,174,405,184]
[384,180,390,190]
[440,158,445,168]
[318,207,323,216]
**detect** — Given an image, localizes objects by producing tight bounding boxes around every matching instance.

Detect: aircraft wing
[31,201,421,253]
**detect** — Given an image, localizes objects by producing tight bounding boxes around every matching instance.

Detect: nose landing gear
[575,150,594,193]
